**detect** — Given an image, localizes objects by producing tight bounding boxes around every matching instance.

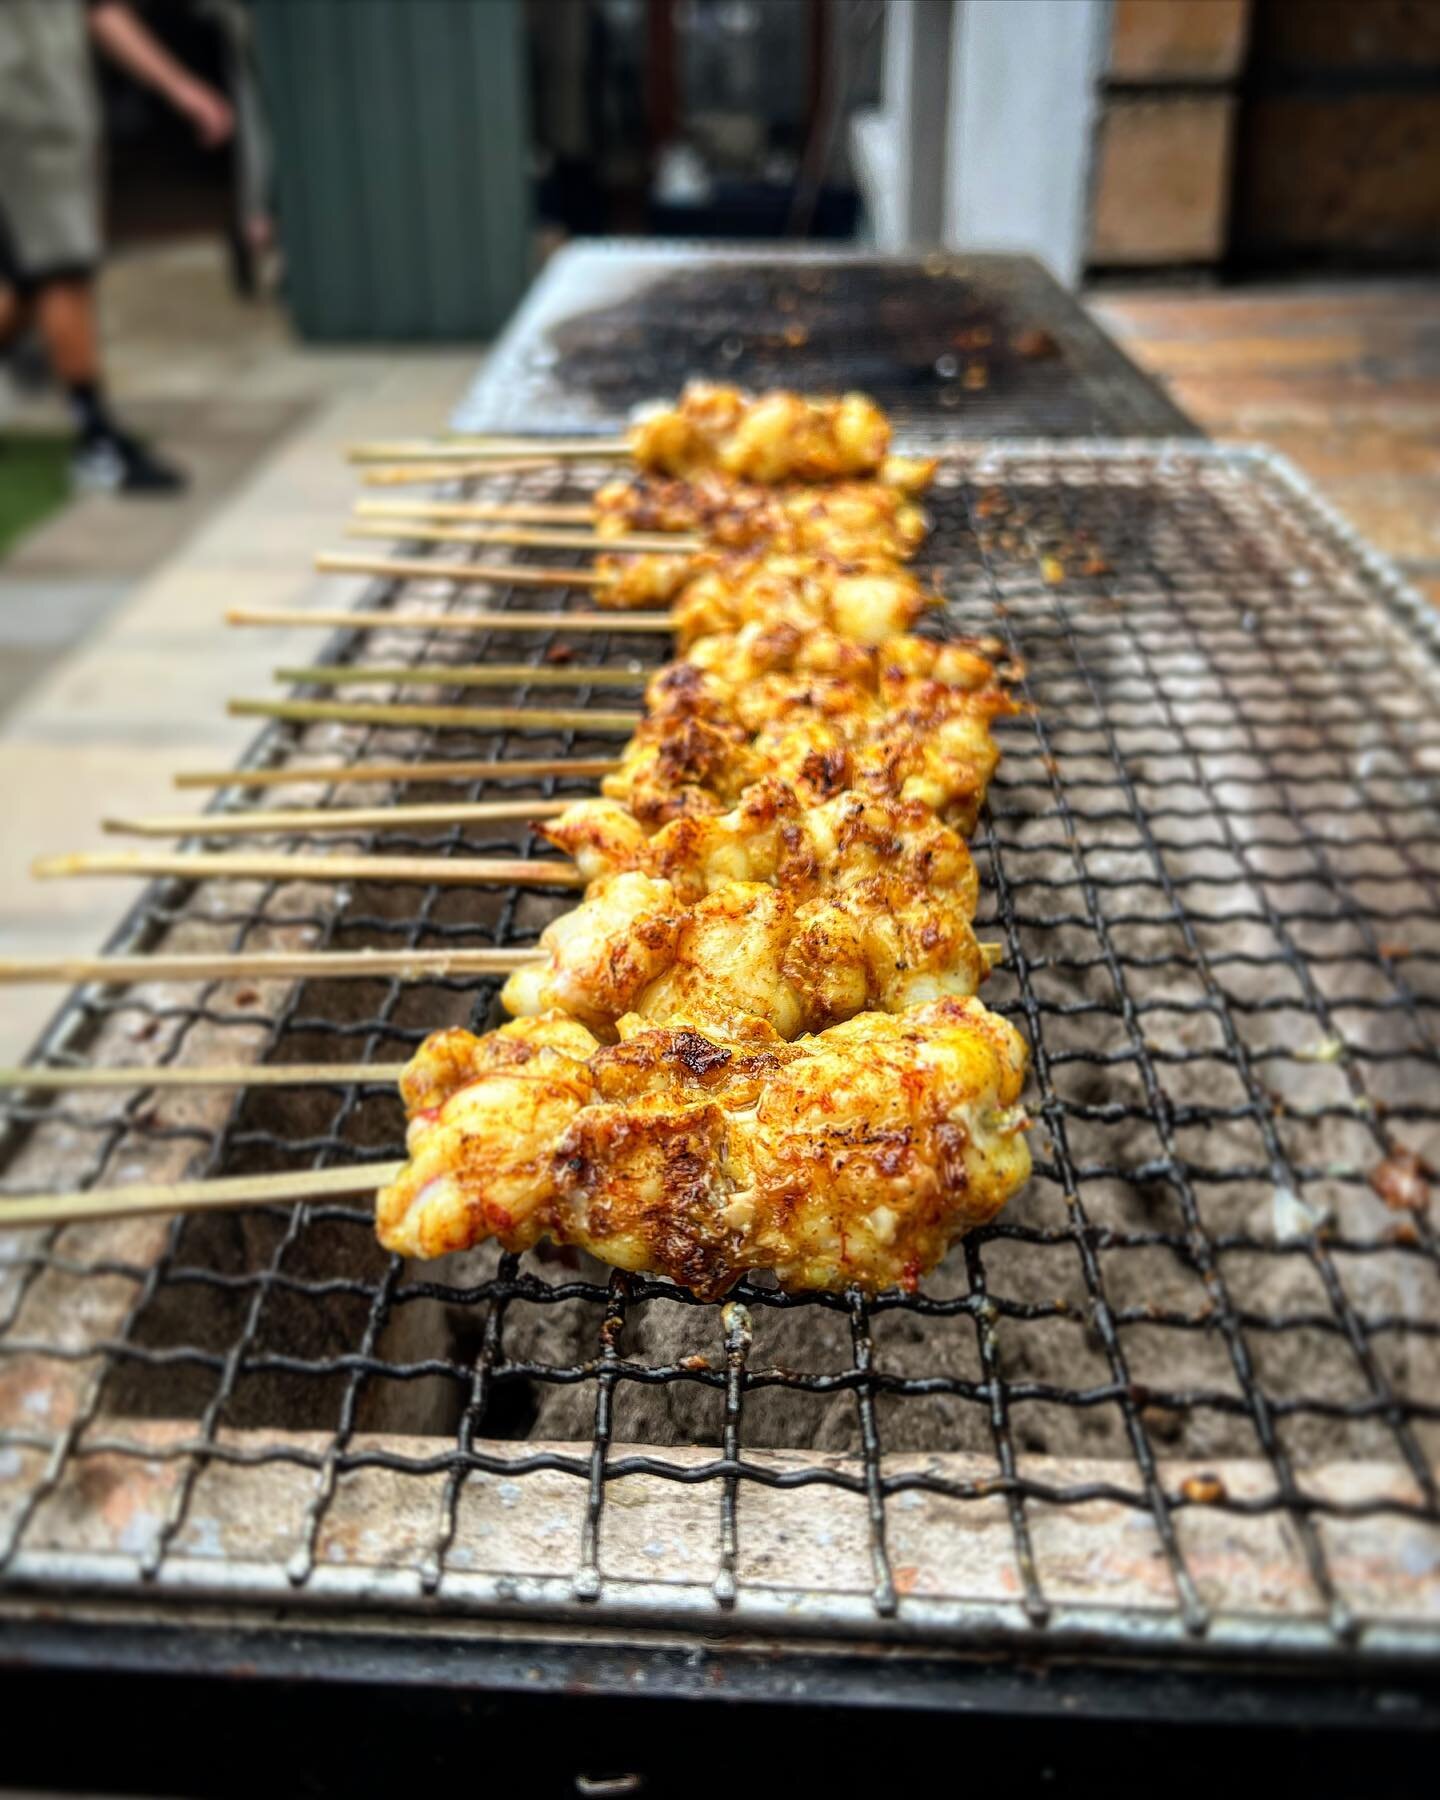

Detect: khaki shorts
[0,0,101,283]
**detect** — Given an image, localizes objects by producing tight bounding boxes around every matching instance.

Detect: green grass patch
[0,433,70,558]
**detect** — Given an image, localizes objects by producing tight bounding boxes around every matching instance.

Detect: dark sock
[68,379,116,444]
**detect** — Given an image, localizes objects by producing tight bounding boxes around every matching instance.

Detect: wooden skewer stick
[356,497,601,526]
[32,850,586,889]
[346,520,700,555]
[0,924,1006,1100]
[227,606,670,635]
[228,697,641,734]
[0,1063,405,1092]
[273,663,643,693]
[173,756,620,792]
[362,456,559,486]
[348,437,628,464]
[316,550,610,589]
[103,799,571,839]
[0,1161,403,1232]
[0,947,541,984]
[280,661,644,691]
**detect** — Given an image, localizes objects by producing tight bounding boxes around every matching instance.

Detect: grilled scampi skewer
[592,471,934,558]
[307,543,941,647]
[684,619,1008,688]
[350,482,926,563]
[345,379,936,482]
[594,548,936,632]
[606,658,1015,833]
[354,470,936,557]
[376,1001,1030,1297]
[624,381,935,488]
[350,382,937,486]
[503,783,991,1039]
[541,774,982,899]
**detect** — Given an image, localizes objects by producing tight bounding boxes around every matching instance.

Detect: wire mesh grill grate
[0,444,1436,1659]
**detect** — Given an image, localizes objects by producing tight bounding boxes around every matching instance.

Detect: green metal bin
[252,0,531,340]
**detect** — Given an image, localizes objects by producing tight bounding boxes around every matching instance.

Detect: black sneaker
[71,428,188,495]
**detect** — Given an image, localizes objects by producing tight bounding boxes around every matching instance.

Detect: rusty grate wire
[0,444,1437,1661]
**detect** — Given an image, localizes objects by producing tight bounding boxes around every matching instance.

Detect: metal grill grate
[1,444,1437,1662]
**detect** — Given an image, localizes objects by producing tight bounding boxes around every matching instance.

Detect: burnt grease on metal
[542,261,1192,435]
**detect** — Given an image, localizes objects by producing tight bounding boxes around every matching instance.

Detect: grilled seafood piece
[593,472,932,559]
[683,622,1008,693]
[376,1000,1031,1297]
[500,864,991,1041]
[627,381,894,485]
[595,549,940,651]
[542,778,980,909]
[603,665,1013,833]
[641,641,1012,734]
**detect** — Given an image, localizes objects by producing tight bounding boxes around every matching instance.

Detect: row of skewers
[3,383,1034,1298]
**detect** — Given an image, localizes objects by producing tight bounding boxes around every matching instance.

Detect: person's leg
[0,282,34,349]
[29,272,185,494]
[30,274,100,383]
[0,260,48,395]
[31,274,110,440]
[0,2,184,495]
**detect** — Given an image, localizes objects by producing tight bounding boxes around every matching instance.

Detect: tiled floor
[1094,280,1440,610]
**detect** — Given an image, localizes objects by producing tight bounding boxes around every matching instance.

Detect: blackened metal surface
[2,1613,1437,1800]
[453,243,1195,437]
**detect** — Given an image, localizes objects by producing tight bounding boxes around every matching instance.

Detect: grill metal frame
[1,442,1437,1685]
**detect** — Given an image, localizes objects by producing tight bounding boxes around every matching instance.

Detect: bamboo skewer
[316,550,609,588]
[0,926,1002,1091]
[346,519,700,555]
[31,850,586,889]
[361,457,560,487]
[227,606,670,636]
[279,661,642,690]
[0,1162,403,1231]
[103,798,571,838]
[0,1064,404,1092]
[348,437,628,465]
[173,756,620,792]
[0,947,542,984]
[356,497,601,526]
[273,663,643,693]
[228,697,641,734]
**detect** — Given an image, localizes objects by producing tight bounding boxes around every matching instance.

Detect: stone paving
[0,241,478,1061]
